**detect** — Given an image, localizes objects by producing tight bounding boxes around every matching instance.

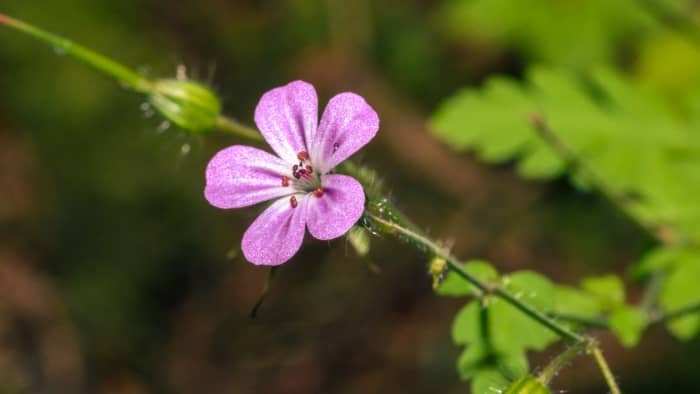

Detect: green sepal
[504,377,550,394]
[148,79,221,133]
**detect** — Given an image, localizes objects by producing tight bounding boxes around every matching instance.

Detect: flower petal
[312,92,379,173]
[254,80,318,164]
[242,196,308,265]
[306,174,365,240]
[204,145,292,209]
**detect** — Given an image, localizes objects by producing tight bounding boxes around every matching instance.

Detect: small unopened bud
[347,226,370,257]
[148,79,221,133]
[429,257,448,289]
[504,376,550,394]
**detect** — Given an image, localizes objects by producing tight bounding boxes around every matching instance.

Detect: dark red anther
[305,165,313,174]
[292,164,299,172]
[297,151,309,161]
[281,176,289,187]
[290,196,298,208]
[313,188,324,197]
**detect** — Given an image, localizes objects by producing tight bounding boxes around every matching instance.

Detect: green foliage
[436,260,499,296]
[633,245,700,340]
[431,66,700,344]
[430,67,700,244]
[553,286,602,320]
[434,0,654,68]
[451,270,558,392]
[581,275,626,310]
[659,256,700,339]
[609,306,647,347]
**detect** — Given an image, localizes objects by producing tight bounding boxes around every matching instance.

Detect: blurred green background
[1,0,700,393]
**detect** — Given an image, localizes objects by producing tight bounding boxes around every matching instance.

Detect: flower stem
[0,13,152,93]
[589,343,621,394]
[0,13,268,141]
[648,301,700,325]
[215,116,264,142]
[548,312,609,329]
[367,213,585,344]
[537,340,588,386]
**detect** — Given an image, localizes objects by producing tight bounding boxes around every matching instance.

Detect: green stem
[215,116,264,142]
[531,114,678,246]
[548,312,609,329]
[640,272,664,316]
[590,343,622,394]
[550,298,700,330]
[537,340,588,386]
[0,13,152,93]
[648,301,700,325]
[636,0,700,46]
[367,213,585,344]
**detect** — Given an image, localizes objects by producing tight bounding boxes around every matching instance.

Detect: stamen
[297,151,309,161]
[290,196,298,208]
[305,165,313,174]
[281,176,289,187]
[332,143,340,153]
[313,188,324,197]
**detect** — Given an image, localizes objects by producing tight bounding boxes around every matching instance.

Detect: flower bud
[504,376,550,394]
[148,79,221,133]
[347,226,370,257]
[429,256,447,289]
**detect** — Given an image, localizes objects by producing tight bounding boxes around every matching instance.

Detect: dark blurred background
[1,1,700,393]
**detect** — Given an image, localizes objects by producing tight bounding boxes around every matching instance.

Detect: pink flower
[204,81,379,265]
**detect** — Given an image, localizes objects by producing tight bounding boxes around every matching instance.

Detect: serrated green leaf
[609,305,647,347]
[454,301,530,388]
[453,301,482,345]
[472,369,512,394]
[507,271,556,311]
[430,67,700,244]
[457,342,489,380]
[434,0,654,68]
[633,247,683,279]
[581,275,625,310]
[553,285,602,319]
[472,271,558,354]
[436,260,499,297]
[490,297,558,354]
[632,246,700,279]
[468,352,528,394]
[660,259,700,340]
[451,271,566,390]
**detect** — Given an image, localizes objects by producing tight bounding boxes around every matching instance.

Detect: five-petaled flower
[204,81,379,265]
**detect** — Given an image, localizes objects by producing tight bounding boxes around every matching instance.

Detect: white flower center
[281,150,324,208]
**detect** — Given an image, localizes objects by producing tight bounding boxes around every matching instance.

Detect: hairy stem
[537,340,588,386]
[0,13,151,92]
[367,213,585,343]
[548,312,609,329]
[216,116,265,142]
[0,14,269,143]
[590,343,621,394]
